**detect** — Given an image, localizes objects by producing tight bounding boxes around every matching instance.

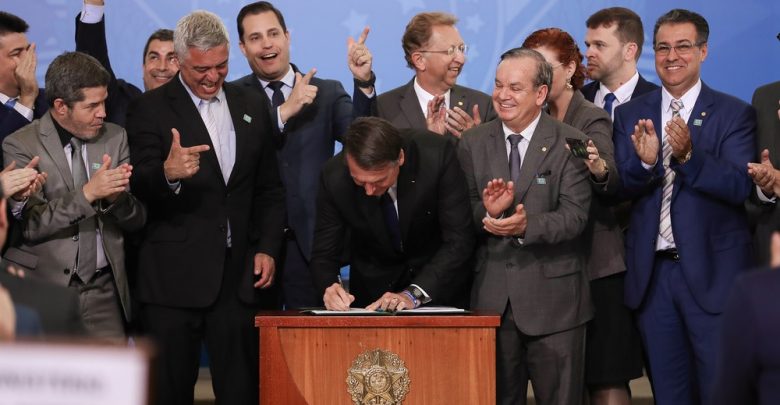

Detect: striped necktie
[658,99,684,244]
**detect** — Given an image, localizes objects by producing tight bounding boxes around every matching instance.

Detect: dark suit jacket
[747,81,780,265]
[580,73,659,103]
[126,75,286,307]
[458,115,593,335]
[75,14,142,127]
[310,129,475,307]
[561,91,624,280]
[713,268,780,405]
[353,77,497,136]
[0,270,85,336]
[0,92,47,145]
[614,83,756,313]
[232,66,353,261]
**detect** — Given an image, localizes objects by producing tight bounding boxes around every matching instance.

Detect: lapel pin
[542,146,547,152]
[536,177,546,185]
[91,163,101,170]
[701,112,706,117]
[693,119,703,126]
[243,114,252,123]
[457,101,463,107]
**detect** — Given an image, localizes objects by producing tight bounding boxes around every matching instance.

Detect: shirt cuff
[641,158,657,171]
[13,103,33,122]
[756,184,777,203]
[80,3,105,23]
[275,106,285,131]
[166,177,181,194]
[409,284,431,303]
[8,198,26,220]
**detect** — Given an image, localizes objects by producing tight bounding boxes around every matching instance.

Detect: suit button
[72,235,79,241]
[63,268,70,275]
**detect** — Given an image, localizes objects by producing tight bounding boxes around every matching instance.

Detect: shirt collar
[595,71,640,104]
[50,114,76,148]
[661,79,702,115]
[178,73,226,107]
[502,111,542,143]
[256,64,295,90]
[413,77,451,113]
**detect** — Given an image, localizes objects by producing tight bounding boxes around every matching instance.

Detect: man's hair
[44,52,109,107]
[344,117,403,169]
[174,10,230,61]
[142,29,174,64]
[0,11,28,37]
[499,47,553,97]
[586,7,645,60]
[237,1,287,42]
[522,28,586,90]
[402,12,457,69]
[654,9,709,46]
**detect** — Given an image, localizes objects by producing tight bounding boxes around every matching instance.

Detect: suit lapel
[38,114,75,191]
[486,120,511,182]
[515,114,555,203]
[396,142,417,244]
[399,79,427,129]
[224,84,251,188]
[166,77,222,180]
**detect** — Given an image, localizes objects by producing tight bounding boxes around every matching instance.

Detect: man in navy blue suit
[581,7,658,117]
[232,1,372,308]
[613,9,756,405]
[0,12,47,144]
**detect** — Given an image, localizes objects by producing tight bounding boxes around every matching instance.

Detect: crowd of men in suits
[0,2,778,405]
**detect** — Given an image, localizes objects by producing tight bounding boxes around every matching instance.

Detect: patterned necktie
[380,192,402,252]
[508,134,523,186]
[4,98,17,108]
[267,81,285,109]
[603,93,617,116]
[658,99,684,244]
[199,99,231,183]
[70,137,98,280]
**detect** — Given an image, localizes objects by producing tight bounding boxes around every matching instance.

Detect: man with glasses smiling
[354,12,495,139]
[612,9,756,404]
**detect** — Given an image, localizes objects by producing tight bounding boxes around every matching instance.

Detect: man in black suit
[126,10,285,405]
[581,7,658,117]
[0,12,47,144]
[232,1,371,309]
[311,117,474,311]
[353,12,496,139]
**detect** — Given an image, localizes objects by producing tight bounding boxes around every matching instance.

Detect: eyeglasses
[418,44,469,57]
[654,41,705,56]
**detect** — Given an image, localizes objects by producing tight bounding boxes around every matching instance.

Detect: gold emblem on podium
[346,349,410,404]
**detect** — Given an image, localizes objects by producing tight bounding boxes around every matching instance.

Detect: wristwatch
[404,285,431,306]
[353,71,376,89]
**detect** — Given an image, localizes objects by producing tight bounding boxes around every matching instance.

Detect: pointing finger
[357,26,370,44]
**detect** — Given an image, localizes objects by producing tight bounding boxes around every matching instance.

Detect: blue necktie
[603,93,616,116]
[380,192,402,252]
[508,134,523,186]
[267,81,285,109]
[4,98,17,108]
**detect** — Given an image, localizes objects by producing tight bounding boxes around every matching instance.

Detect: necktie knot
[508,134,523,148]
[4,98,17,108]
[267,81,284,92]
[69,137,84,152]
[267,81,285,109]
[670,99,684,117]
[603,93,617,115]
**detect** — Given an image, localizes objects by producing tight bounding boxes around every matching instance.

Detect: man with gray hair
[126,10,285,405]
[2,51,146,338]
[458,47,592,404]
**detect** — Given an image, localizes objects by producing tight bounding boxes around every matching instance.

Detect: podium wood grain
[255,311,500,405]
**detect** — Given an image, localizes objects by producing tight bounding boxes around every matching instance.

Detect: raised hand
[482,203,527,237]
[482,178,514,218]
[83,154,132,203]
[579,139,609,180]
[279,68,318,123]
[631,119,660,166]
[665,115,692,160]
[15,43,39,109]
[445,104,482,138]
[347,26,373,83]
[425,95,447,135]
[163,128,210,181]
[748,149,780,197]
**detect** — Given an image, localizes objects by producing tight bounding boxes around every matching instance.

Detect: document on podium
[302,306,468,315]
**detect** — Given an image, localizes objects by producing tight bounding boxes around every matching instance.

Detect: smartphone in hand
[565,137,589,159]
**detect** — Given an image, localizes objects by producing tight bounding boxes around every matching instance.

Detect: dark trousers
[141,250,257,405]
[637,256,721,405]
[496,302,586,405]
[280,237,321,309]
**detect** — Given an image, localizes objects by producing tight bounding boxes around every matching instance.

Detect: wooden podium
[255,311,500,404]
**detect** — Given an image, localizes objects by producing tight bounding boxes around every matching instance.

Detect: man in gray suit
[458,48,592,405]
[2,51,146,338]
[354,12,496,138]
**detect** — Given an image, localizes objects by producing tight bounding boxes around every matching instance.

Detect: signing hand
[482,203,527,237]
[279,69,318,123]
[366,291,414,312]
[323,282,355,311]
[665,115,692,160]
[631,119,660,165]
[82,154,132,203]
[445,104,482,138]
[482,178,515,218]
[347,27,373,87]
[164,128,210,181]
[253,253,275,289]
